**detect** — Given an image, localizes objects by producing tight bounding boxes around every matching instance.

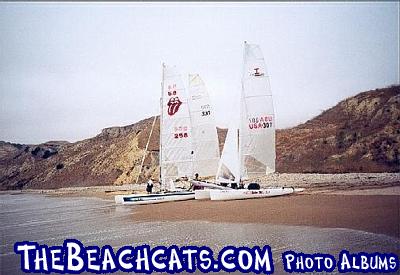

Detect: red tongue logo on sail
[167,97,182,116]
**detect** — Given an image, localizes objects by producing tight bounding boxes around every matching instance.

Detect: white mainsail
[216,126,240,183]
[216,42,275,184]
[160,64,193,187]
[188,74,220,178]
[205,43,299,201]
[240,41,276,179]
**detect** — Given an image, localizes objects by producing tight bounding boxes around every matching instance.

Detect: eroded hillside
[1,85,398,190]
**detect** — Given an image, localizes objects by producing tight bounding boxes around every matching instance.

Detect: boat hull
[115,191,195,205]
[209,187,295,201]
[191,180,231,190]
[194,189,211,200]
[192,180,231,200]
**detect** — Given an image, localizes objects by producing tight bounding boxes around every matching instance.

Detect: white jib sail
[160,64,193,187]
[216,125,240,183]
[240,42,276,179]
[188,74,220,178]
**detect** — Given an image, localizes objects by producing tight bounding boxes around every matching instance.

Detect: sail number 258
[173,126,189,139]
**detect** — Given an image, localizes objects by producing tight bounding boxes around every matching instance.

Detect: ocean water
[1,193,399,274]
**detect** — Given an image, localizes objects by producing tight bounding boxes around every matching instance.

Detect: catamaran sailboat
[210,41,302,201]
[185,74,232,199]
[115,64,197,205]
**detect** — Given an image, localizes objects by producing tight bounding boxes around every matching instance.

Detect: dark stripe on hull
[123,192,194,202]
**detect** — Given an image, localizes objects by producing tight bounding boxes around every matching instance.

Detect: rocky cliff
[0,118,160,189]
[277,85,399,173]
[0,85,398,190]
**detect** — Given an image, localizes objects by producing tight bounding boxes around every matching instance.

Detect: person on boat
[229,175,238,189]
[189,173,196,190]
[146,179,154,194]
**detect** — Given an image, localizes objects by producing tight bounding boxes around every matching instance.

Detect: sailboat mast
[188,74,194,179]
[159,63,165,187]
[238,41,247,183]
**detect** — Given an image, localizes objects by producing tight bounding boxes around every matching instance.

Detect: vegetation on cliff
[0,85,398,190]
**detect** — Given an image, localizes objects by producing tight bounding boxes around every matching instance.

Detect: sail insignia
[160,65,194,187]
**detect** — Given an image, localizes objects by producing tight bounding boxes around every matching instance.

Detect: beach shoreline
[129,191,399,239]
[5,172,399,197]
[2,173,399,239]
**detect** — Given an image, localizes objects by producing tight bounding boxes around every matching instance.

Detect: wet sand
[2,183,399,274]
[11,173,400,239]
[2,192,399,275]
[133,192,400,238]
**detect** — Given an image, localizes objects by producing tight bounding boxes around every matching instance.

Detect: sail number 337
[248,115,273,130]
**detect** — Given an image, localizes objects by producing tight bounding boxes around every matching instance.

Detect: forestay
[188,74,220,178]
[160,64,193,187]
[240,42,276,179]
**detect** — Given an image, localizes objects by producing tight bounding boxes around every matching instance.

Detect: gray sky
[1,2,399,144]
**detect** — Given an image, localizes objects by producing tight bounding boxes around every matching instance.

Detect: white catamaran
[186,74,232,199]
[210,41,300,201]
[115,64,197,205]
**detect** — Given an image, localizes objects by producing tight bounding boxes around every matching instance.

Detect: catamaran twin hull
[191,180,231,190]
[194,190,211,200]
[209,187,296,201]
[115,191,195,205]
[191,180,232,200]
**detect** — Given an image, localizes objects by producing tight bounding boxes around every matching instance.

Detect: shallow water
[1,193,399,274]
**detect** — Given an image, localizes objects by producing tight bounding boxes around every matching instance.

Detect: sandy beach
[2,174,399,275]
[10,173,400,238]
[133,191,399,238]
[2,190,399,275]
[18,172,400,196]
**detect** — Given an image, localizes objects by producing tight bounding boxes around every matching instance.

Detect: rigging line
[135,115,158,184]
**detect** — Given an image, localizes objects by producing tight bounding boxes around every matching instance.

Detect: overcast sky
[1,2,399,144]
